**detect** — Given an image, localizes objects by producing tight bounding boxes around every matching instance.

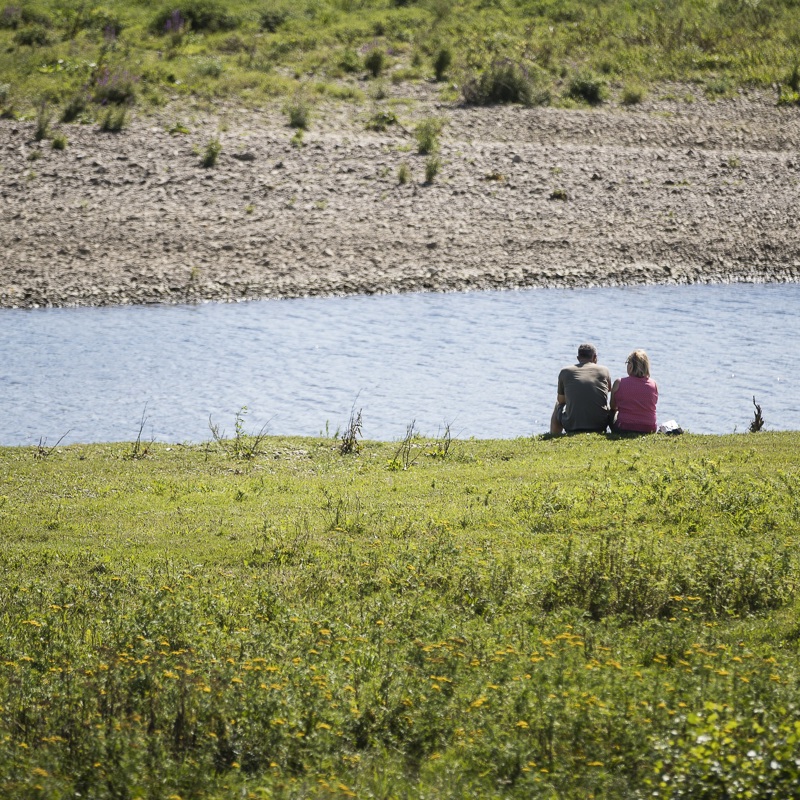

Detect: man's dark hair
[577,343,597,361]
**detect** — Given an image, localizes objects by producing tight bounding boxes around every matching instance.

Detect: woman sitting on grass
[611,349,658,433]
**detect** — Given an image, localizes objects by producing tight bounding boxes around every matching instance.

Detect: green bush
[33,101,51,141]
[0,5,52,30]
[92,68,138,105]
[12,24,51,46]
[285,96,310,129]
[567,71,606,105]
[259,7,290,32]
[462,59,550,106]
[621,82,646,105]
[705,76,733,97]
[415,116,444,154]
[424,154,441,183]
[152,1,239,34]
[201,137,222,167]
[195,57,224,78]
[433,46,452,81]
[99,106,127,132]
[366,109,398,131]
[51,131,67,150]
[338,48,361,73]
[787,62,800,92]
[364,48,386,78]
[61,92,89,123]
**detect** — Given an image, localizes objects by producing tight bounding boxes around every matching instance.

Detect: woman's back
[614,376,658,433]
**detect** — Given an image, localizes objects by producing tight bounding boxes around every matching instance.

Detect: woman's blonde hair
[626,349,651,378]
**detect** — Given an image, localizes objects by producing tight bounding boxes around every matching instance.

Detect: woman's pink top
[615,376,658,433]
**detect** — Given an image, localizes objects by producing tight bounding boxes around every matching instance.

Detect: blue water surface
[1,283,798,445]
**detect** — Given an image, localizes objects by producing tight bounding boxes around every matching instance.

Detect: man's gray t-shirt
[558,362,611,432]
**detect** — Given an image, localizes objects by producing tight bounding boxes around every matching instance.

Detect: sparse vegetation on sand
[1,432,799,797]
[3,0,800,118]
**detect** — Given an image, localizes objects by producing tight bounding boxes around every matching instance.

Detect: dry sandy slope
[2,85,800,308]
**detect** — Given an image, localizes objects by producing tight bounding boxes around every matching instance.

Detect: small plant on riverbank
[366,109,398,131]
[51,132,67,150]
[168,120,191,135]
[339,406,363,455]
[92,67,138,106]
[427,422,453,459]
[415,116,443,154]
[424,154,441,183]
[34,100,51,141]
[462,59,550,106]
[364,48,386,78]
[33,431,70,460]
[433,46,452,81]
[397,161,410,184]
[127,405,152,460]
[749,396,765,432]
[61,92,89,123]
[389,420,421,470]
[621,81,646,105]
[778,62,800,104]
[285,96,310,129]
[99,105,127,132]
[567,71,606,105]
[201,136,222,167]
[209,406,269,459]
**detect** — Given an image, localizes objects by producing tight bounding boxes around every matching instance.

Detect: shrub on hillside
[433,46,452,81]
[61,91,89,122]
[259,7,291,33]
[364,48,386,78]
[415,116,444,154]
[13,24,52,46]
[0,4,53,30]
[462,59,550,106]
[92,68,138,105]
[152,0,239,34]
[567,71,607,105]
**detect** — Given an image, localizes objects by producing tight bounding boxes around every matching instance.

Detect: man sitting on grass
[550,343,612,435]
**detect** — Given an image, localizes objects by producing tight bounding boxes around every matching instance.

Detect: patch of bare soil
[2,84,799,309]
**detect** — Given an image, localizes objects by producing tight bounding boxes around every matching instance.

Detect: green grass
[2,0,800,118]
[1,432,799,798]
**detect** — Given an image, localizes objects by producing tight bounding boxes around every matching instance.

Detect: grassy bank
[1,432,799,798]
[3,0,800,123]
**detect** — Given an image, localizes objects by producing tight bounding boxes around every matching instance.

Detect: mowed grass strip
[1,432,799,797]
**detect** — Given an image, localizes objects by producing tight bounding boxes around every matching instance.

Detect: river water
[1,283,798,446]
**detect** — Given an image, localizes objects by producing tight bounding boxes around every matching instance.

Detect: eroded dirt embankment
[2,85,800,309]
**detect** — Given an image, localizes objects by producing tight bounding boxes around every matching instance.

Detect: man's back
[558,362,611,432]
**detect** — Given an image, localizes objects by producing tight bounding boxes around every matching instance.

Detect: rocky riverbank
[2,84,800,309]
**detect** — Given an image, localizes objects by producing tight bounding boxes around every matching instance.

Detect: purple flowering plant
[92,66,138,105]
[164,9,185,45]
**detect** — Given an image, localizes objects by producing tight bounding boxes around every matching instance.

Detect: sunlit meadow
[1,432,799,798]
[4,0,800,120]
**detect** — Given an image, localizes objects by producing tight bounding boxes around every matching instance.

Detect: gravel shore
[2,84,800,309]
